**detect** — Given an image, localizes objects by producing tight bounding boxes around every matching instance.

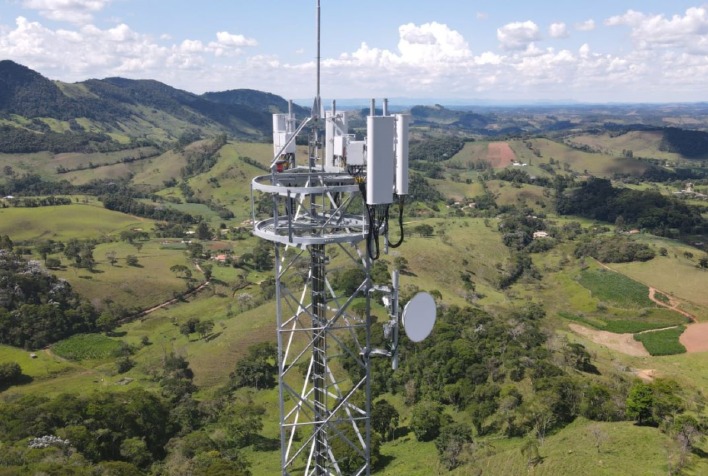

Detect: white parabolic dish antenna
[402,292,437,342]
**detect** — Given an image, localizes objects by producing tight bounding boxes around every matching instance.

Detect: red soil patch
[680,323,708,353]
[486,142,516,168]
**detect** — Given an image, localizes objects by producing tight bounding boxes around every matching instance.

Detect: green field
[577,269,654,308]
[634,327,687,356]
[0,203,153,242]
[52,334,124,360]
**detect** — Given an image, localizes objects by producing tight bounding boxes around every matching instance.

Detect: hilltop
[0,60,306,151]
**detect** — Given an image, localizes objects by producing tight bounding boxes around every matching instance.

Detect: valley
[1,61,708,475]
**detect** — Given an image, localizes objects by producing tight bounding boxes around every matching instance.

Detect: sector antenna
[250,2,436,474]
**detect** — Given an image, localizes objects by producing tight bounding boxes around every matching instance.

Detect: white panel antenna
[366,115,395,205]
[395,114,410,195]
[324,110,349,172]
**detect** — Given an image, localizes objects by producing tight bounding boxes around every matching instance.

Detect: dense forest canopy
[557,177,707,236]
[0,250,98,349]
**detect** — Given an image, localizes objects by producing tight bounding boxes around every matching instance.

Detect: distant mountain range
[3,60,708,156]
[0,60,309,150]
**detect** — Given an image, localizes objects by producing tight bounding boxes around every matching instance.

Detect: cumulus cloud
[549,22,569,38]
[398,22,471,62]
[2,10,708,102]
[605,6,708,53]
[575,19,596,31]
[497,21,541,50]
[0,16,256,81]
[22,0,112,24]
[208,31,258,56]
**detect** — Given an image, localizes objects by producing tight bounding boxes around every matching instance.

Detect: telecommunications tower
[250,2,436,474]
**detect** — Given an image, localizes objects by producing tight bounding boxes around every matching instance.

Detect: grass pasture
[394,217,510,307]
[0,344,74,380]
[634,327,687,356]
[569,131,682,162]
[475,418,684,476]
[0,203,153,242]
[52,240,197,311]
[523,138,650,177]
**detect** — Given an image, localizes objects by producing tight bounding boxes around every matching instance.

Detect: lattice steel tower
[250,2,428,474]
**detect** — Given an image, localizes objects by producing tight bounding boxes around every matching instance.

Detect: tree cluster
[101,194,197,224]
[0,251,98,348]
[574,235,656,263]
[557,177,706,236]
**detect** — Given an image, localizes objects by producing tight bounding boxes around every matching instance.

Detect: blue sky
[2,1,708,103]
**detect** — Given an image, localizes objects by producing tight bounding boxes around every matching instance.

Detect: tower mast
[251,2,412,474]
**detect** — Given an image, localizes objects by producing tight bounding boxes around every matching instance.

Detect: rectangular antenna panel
[334,136,345,156]
[324,112,348,172]
[366,116,395,205]
[395,114,410,195]
[272,114,295,156]
[347,140,365,166]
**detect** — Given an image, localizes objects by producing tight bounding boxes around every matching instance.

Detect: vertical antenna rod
[316,0,321,102]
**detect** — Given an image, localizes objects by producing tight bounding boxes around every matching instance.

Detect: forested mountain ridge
[0,60,301,150]
[202,88,309,117]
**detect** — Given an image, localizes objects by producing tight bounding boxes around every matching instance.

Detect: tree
[372,399,399,441]
[252,240,272,271]
[393,256,408,274]
[410,401,442,442]
[170,264,192,279]
[413,224,434,237]
[699,256,708,269]
[225,401,265,448]
[119,437,152,469]
[45,257,61,269]
[125,255,139,266]
[201,263,213,281]
[230,342,277,390]
[0,234,13,250]
[589,424,608,454]
[196,320,214,339]
[236,292,254,311]
[105,251,118,266]
[435,422,472,470]
[97,310,118,333]
[116,357,135,374]
[626,381,654,425]
[180,318,200,338]
[196,222,212,241]
[36,241,53,261]
[0,362,22,386]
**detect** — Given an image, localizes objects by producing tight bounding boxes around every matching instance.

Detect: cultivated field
[486,142,517,168]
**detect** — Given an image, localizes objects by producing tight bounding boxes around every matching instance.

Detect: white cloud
[2,12,708,102]
[213,31,257,48]
[579,43,590,58]
[398,22,471,62]
[605,6,708,53]
[575,19,596,31]
[476,12,488,21]
[207,31,258,57]
[22,0,112,25]
[497,21,541,50]
[549,22,568,38]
